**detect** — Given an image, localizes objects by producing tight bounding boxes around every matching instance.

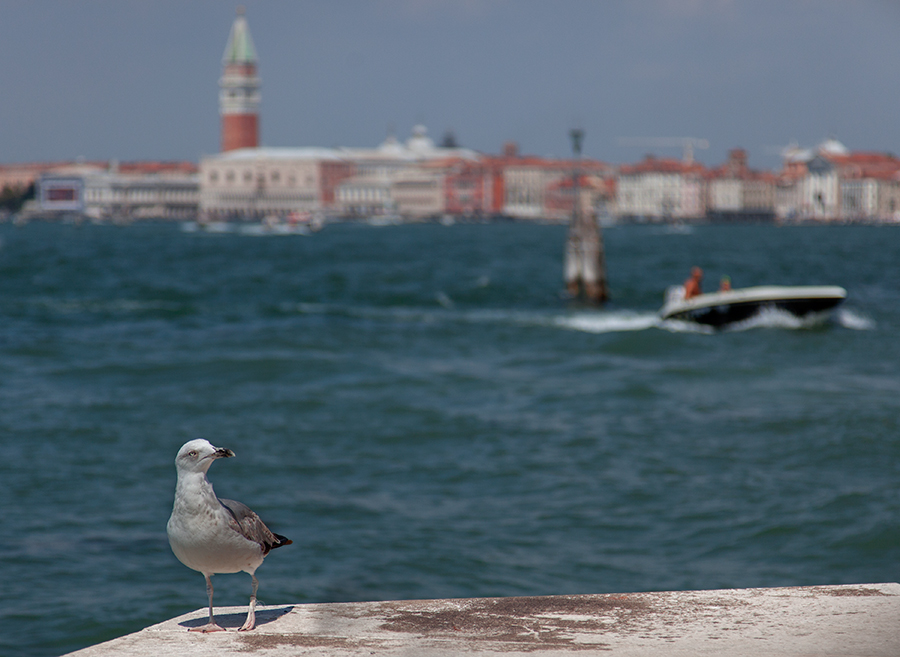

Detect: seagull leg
[190,573,227,633]
[238,573,259,631]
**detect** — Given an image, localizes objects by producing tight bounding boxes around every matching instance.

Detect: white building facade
[616,157,707,221]
[332,126,480,219]
[37,166,199,221]
[502,164,569,219]
[199,148,346,218]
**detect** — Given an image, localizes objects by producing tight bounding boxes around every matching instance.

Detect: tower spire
[219,8,260,152]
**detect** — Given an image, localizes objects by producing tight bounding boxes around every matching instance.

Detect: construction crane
[617,137,710,164]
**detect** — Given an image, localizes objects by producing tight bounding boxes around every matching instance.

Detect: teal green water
[0,222,897,656]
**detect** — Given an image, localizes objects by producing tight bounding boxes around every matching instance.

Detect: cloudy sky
[1,0,897,169]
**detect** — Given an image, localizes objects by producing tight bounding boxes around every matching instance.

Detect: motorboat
[181,220,234,234]
[239,221,310,236]
[659,285,847,328]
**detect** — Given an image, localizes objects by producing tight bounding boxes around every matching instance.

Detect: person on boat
[683,266,703,299]
[719,275,732,292]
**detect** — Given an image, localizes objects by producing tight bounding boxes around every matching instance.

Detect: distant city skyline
[1,1,898,170]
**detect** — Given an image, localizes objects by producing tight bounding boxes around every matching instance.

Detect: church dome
[818,137,849,157]
[406,125,435,153]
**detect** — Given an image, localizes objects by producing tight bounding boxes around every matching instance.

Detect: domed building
[202,11,480,221]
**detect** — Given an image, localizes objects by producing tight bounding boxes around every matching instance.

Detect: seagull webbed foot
[238,612,256,631]
[189,622,228,633]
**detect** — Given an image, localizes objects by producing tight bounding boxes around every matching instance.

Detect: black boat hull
[659,286,847,328]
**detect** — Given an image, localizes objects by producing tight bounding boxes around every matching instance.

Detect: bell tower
[219,7,260,152]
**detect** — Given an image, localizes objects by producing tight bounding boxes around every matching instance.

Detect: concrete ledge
[65,583,900,656]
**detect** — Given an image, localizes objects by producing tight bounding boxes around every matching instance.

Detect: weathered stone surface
[64,583,900,656]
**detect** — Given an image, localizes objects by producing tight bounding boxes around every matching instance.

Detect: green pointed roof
[222,8,257,65]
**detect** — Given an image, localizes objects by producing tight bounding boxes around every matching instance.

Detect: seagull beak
[214,447,235,459]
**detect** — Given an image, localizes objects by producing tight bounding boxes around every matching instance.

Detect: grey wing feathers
[219,498,292,554]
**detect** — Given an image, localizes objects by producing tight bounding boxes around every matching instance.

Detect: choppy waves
[557,306,873,335]
[27,292,871,337]
[0,222,895,657]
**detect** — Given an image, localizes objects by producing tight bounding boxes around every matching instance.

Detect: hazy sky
[2,0,898,170]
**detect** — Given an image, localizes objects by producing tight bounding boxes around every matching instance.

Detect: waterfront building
[35,162,199,221]
[202,126,478,220]
[545,174,615,224]
[333,132,421,218]
[480,142,611,221]
[199,148,349,219]
[502,159,568,219]
[616,155,707,221]
[801,154,841,221]
[0,161,107,195]
[839,156,900,222]
[441,158,495,218]
[774,178,800,222]
[334,170,393,218]
[777,138,847,221]
[333,126,480,219]
[775,138,900,222]
[220,8,260,152]
[707,149,776,221]
[391,170,445,219]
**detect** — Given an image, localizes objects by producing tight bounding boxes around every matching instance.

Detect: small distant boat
[366,214,403,227]
[181,220,234,234]
[659,285,847,328]
[238,214,311,236]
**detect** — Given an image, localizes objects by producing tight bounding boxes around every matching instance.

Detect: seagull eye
[188,450,198,458]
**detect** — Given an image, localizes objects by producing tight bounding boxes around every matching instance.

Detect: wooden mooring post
[564,129,609,303]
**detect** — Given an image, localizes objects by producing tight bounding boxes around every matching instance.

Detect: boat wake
[283,301,874,336]
[553,311,664,334]
[709,306,874,332]
[720,307,829,331]
[835,308,874,330]
[533,304,872,335]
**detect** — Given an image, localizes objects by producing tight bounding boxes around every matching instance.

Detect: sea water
[0,221,896,656]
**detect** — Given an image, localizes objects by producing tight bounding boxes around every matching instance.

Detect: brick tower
[219,7,260,152]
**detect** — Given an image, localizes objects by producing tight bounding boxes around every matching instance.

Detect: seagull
[166,439,292,632]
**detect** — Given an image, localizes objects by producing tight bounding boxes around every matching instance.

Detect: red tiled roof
[706,165,778,182]
[548,174,608,191]
[619,156,706,176]
[816,151,900,180]
[118,161,198,174]
[480,155,611,171]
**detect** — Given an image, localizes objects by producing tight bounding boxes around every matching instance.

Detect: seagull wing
[219,498,292,555]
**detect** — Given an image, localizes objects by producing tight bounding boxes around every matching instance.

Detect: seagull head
[175,438,235,474]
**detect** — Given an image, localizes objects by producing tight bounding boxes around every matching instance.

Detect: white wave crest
[719,306,860,332]
[836,308,874,331]
[554,311,661,334]
[725,306,812,331]
[283,301,869,336]
[657,318,716,334]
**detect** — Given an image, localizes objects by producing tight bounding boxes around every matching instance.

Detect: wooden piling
[564,129,609,303]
